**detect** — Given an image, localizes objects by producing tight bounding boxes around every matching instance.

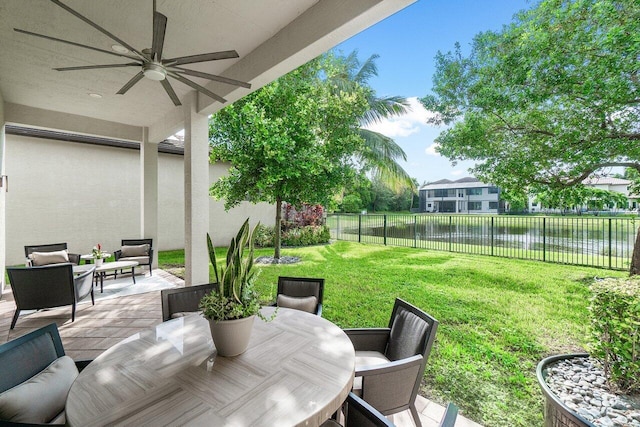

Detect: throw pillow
[0,355,79,423]
[31,250,69,266]
[276,294,317,314]
[121,244,150,257]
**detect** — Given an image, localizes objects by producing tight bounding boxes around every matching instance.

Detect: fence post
[358,215,362,243]
[383,215,388,246]
[414,215,417,248]
[449,216,452,252]
[543,217,546,262]
[608,218,612,269]
[491,216,494,256]
[336,214,340,240]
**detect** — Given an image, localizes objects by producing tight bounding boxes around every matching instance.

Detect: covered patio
[0,268,481,427]
[0,0,416,289]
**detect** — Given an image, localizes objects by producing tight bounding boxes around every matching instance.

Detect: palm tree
[327,50,415,192]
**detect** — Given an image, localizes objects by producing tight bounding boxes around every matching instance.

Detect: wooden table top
[65,307,355,427]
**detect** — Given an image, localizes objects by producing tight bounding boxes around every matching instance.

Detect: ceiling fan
[14,0,251,106]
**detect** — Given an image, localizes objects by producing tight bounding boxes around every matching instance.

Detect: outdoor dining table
[65,306,355,426]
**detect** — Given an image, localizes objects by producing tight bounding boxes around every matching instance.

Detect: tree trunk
[274,197,282,260]
[630,226,640,276]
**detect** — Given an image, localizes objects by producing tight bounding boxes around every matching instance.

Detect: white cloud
[451,169,464,176]
[425,143,440,157]
[363,97,435,138]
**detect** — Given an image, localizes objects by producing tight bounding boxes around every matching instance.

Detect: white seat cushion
[0,355,78,423]
[353,351,390,392]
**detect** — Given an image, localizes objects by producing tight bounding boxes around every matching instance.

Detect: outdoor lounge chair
[160,282,219,321]
[0,323,92,425]
[344,298,439,427]
[274,276,324,316]
[6,264,95,329]
[24,242,80,266]
[114,238,154,276]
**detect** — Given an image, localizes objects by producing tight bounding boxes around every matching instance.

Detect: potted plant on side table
[199,218,273,357]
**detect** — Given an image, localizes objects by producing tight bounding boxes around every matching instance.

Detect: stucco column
[0,93,5,295]
[183,93,210,286]
[141,127,159,270]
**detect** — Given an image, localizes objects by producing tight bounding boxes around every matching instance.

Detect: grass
[158,241,628,427]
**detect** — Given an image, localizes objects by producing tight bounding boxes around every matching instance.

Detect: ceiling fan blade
[14,28,141,62]
[168,72,227,103]
[116,72,144,95]
[160,79,182,106]
[54,63,140,71]
[163,50,239,66]
[50,0,146,61]
[169,67,251,89]
[151,12,167,62]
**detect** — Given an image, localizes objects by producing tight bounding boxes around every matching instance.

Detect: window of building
[434,189,456,197]
[488,186,499,194]
[427,203,432,208]
[468,201,482,210]
[467,188,483,196]
[489,202,498,210]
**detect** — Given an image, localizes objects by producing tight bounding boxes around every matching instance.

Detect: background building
[419,177,503,214]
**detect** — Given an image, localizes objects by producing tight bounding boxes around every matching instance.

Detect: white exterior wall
[5,134,275,265]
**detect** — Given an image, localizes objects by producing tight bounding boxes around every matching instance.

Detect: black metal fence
[327,214,639,271]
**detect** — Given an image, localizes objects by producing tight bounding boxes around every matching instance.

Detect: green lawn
[158,241,627,427]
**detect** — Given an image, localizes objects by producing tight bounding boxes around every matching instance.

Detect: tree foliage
[535,186,628,213]
[327,51,415,191]
[209,55,368,258]
[421,0,640,191]
[421,0,640,273]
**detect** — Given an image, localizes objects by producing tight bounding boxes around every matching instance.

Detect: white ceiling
[0,0,416,141]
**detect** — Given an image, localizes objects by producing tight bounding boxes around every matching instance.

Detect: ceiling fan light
[143,63,166,81]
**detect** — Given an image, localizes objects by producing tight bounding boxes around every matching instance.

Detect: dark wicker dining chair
[6,264,95,329]
[160,282,219,321]
[0,323,92,425]
[275,276,324,316]
[344,298,439,427]
[24,242,81,265]
[114,238,154,275]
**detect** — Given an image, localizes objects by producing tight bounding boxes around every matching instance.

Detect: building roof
[420,177,488,190]
[582,177,630,185]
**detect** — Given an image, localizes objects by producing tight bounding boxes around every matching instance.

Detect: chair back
[24,242,68,258]
[385,298,438,364]
[121,238,153,248]
[277,276,324,315]
[7,264,75,311]
[344,392,395,427]
[161,283,219,321]
[0,324,65,393]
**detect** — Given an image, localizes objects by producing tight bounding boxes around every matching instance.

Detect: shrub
[253,224,275,247]
[282,225,330,246]
[589,277,640,393]
[282,203,325,230]
[253,224,330,247]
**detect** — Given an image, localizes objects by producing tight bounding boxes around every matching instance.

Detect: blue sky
[335,0,532,186]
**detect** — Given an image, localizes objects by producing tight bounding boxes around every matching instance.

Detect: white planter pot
[208,315,255,357]
[95,258,103,267]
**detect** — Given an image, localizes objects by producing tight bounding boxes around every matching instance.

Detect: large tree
[328,51,414,191]
[420,0,640,272]
[210,55,368,259]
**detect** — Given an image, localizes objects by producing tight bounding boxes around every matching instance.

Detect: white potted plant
[199,218,270,356]
[91,244,107,266]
